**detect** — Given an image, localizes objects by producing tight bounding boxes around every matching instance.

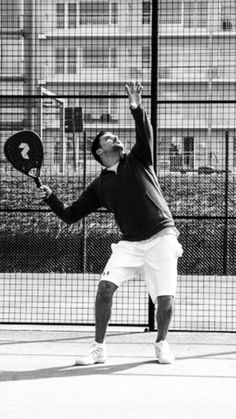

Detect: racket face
[4,130,43,179]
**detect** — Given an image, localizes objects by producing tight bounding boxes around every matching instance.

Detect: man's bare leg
[156,295,174,342]
[95,280,118,343]
[154,295,175,364]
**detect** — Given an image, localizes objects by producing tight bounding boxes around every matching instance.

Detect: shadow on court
[1,347,236,382]
[0,360,156,382]
[1,356,236,382]
[0,329,236,419]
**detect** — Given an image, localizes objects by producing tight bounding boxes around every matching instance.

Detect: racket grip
[34,178,42,188]
[35,177,45,205]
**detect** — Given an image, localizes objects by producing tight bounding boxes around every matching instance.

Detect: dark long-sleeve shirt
[46,105,175,241]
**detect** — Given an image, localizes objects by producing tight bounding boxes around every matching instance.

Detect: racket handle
[34,177,45,205]
[34,178,42,188]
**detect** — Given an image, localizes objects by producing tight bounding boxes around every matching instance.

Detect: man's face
[99,132,124,153]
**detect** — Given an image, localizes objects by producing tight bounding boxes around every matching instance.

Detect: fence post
[148,0,159,331]
[223,130,229,275]
[82,130,87,273]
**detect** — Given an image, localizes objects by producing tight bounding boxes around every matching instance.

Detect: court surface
[0,326,235,419]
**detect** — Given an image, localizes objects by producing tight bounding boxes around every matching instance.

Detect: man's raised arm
[125,81,153,165]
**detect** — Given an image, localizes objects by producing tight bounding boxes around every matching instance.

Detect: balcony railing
[158,66,236,81]
[79,16,110,25]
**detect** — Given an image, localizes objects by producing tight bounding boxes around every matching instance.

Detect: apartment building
[0,0,44,160]
[1,0,236,172]
[34,0,152,170]
[0,0,24,155]
[157,0,236,172]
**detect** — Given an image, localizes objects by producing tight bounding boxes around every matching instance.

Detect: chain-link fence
[0,0,236,331]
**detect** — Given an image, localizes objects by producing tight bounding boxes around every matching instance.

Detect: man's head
[91,131,124,167]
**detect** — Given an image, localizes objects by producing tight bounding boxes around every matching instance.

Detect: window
[159,0,182,24]
[1,14,20,29]
[80,2,118,25]
[111,2,118,24]
[55,48,65,73]
[1,40,23,75]
[142,45,150,68]
[183,1,208,29]
[83,46,117,69]
[142,1,151,24]
[158,67,171,78]
[56,48,77,74]
[68,3,77,28]
[1,1,20,29]
[56,3,65,29]
[85,97,118,122]
[221,1,236,30]
[110,47,117,68]
[83,46,109,68]
[68,48,77,74]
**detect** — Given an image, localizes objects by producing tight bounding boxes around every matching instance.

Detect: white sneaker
[75,342,107,366]
[154,340,175,364]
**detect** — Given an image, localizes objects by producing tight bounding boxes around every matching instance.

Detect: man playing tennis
[38,81,183,365]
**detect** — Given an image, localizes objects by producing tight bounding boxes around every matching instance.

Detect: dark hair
[91,130,106,164]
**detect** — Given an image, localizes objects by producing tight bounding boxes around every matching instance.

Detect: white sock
[94,341,104,348]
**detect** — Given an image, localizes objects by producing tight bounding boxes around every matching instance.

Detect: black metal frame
[1,0,236,330]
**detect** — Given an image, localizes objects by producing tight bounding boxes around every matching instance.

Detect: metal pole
[148,0,159,332]
[151,0,158,172]
[26,0,36,129]
[82,130,87,273]
[61,105,66,174]
[72,108,77,171]
[207,24,213,166]
[223,130,229,275]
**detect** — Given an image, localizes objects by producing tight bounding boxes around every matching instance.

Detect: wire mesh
[0,0,236,330]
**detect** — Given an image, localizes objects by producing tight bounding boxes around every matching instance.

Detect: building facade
[1,0,236,172]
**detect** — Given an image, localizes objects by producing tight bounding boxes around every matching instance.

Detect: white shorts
[100,229,183,303]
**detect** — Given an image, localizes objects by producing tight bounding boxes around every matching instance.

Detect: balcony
[46,67,150,84]
[158,18,236,37]
[157,107,236,130]
[159,25,209,37]
[158,67,208,82]
[44,63,236,86]
[43,21,150,38]
[158,67,236,83]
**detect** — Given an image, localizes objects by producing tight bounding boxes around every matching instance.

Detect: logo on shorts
[102,271,110,276]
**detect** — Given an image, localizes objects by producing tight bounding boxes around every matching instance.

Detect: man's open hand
[125,81,143,109]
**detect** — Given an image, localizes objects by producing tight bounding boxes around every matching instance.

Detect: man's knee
[96,280,118,303]
[157,295,174,313]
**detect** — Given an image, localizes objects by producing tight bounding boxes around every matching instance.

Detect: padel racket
[4,130,43,188]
